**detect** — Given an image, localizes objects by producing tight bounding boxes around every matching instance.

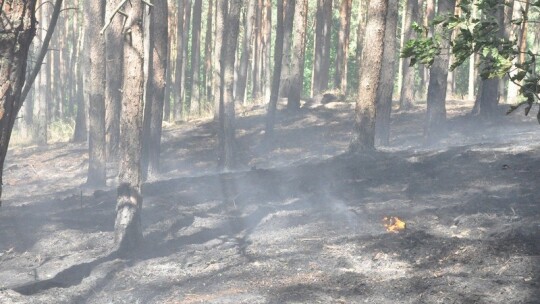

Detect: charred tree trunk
[375,0,398,146]
[0,0,37,203]
[264,0,285,138]
[334,0,352,93]
[425,0,456,144]
[114,0,145,252]
[287,0,308,110]
[85,0,107,187]
[349,0,388,152]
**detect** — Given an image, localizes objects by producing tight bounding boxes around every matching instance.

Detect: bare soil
[1,99,539,303]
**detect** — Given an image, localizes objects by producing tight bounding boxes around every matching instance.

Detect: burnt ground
[0,99,540,303]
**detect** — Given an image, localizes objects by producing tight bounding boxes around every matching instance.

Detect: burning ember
[383,216,406,233]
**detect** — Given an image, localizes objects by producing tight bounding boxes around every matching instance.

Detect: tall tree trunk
[142,0,168,179]
[218,0,241,170]
[287,0,309,110]
[311,0,333,96]
[173,0,185,121]
[114,0,145,252]
[349,0,388,152]
[334,0,352,93]
[237,0,257,104]
[278,0,296,98]
[85,0,106,186]
[203,0,213,100]
[188,0,202,115]
[425,0,456,144]
[105,0,124,161]
[471,3,505,118]
[262,0,272,100]
[251,0,262,100]
[506,0,525,103]
[264,0,285,138]
[213,0,227,120]
[72,16,87,142]
[375,0,398,146]
[0,0,37,203]
[35,1,50,145]
[398,0,418,110]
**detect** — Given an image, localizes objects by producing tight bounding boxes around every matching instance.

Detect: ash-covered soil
[1,99,539,303]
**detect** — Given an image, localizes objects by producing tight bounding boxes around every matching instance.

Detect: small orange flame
[383,216,406,233]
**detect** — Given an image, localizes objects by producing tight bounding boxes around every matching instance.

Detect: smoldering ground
[1,99,540,303]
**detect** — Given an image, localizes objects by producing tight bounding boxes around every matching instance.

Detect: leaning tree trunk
[218,0,242,170]
[287,0,309,110]
[424,0,456,144]
[264,0,285,138]
[0,0,38,204]
[349,0,388,152]
[114,0,145,252]
[375,0,398,146]
[85,0,107,187]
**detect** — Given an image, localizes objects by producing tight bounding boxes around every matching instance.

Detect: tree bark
[105,0,124,161]
[114,0,145,252]
[85,0,107,187]
[218,0,241,170]
[398,0,418,110]
[142,0,168,179]
[264,0,285,138]
[334,0,352,93]
[425,0,456,144]
[287,0,309,110]
[203,0,213,100]
[375,0,398,146]
[213,0,227,120]
[187,0,202,115]
[278,0,296,98]
[237,0,257,104]
[311,0,333,96]
[349,0,388,152]
[0,0,38,203]
[262,0,272,100]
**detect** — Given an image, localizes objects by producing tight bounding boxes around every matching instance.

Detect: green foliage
[402,0,540,120]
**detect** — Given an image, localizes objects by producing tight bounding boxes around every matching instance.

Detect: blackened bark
[114,0,145,252]
[287,0,308,109]
[349,0,388,152]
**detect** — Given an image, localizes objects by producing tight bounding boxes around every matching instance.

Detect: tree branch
[20,0,64,104]
[100,0,129,35]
